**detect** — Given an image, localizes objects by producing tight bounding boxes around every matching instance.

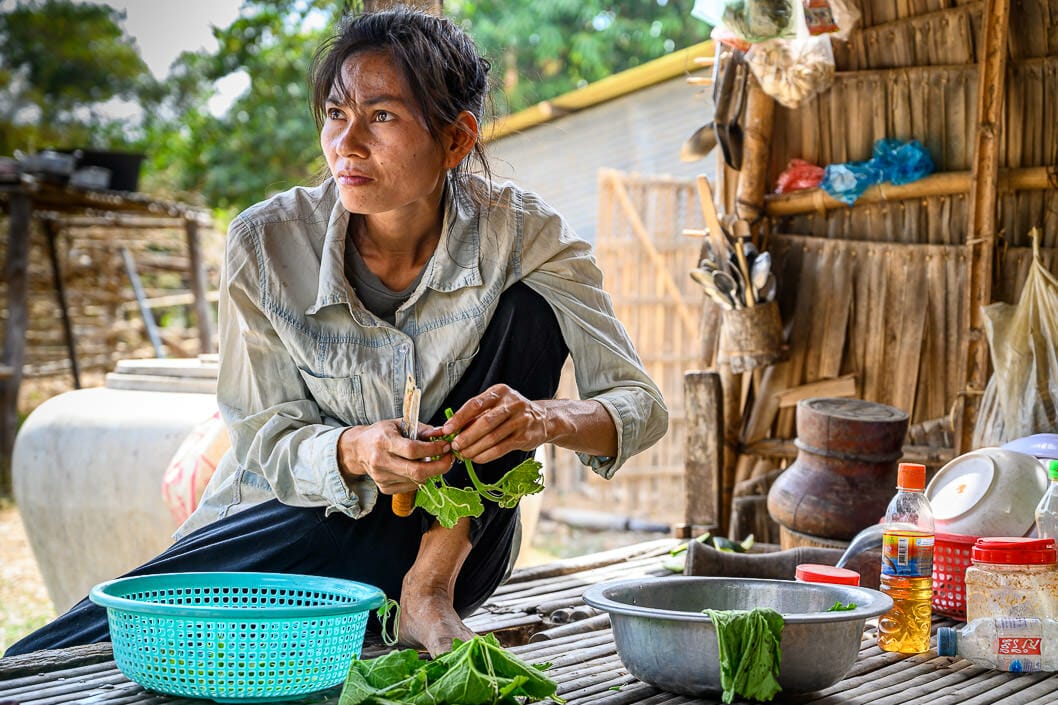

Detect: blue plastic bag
[820,139,935,205]
[871,139,935,186]
[820,161,884,205]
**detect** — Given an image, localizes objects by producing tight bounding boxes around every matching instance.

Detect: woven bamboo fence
[698,0,1058,538]
[0,217,222,398]
[545,170,707,527]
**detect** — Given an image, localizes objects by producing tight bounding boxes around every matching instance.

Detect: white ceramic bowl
[926,448,1047,537]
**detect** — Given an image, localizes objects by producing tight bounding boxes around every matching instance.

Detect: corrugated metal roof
[483,40,715,142]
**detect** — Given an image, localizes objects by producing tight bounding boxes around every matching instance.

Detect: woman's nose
[335,120,369,158]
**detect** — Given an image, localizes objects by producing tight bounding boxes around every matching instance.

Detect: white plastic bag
[973,229,1058,447]
[692,0,808,43]
[746,36,835,109]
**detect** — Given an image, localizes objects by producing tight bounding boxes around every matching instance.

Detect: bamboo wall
[705,0,1058,537]
[546,170,706,526]
[0,218,222,397]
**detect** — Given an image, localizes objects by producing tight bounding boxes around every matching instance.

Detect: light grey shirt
[175,177,668,539]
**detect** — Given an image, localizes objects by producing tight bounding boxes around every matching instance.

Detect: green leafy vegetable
[704,608,784,704]
[665,533,756,572]
[825,601,857,612]
[338,633,565,705]
[377,598,401,647]
[412,409,547,528]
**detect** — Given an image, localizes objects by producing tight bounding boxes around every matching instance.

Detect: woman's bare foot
[398,582,475,657]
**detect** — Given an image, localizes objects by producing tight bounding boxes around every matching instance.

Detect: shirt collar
[306,178,483,318]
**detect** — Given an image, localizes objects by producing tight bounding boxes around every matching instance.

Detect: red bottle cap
[795,563,862,586]
[897,463,926,490]
[971,537,1058,565]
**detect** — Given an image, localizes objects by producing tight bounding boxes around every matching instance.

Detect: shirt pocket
[297,366,368,425]
[445,347,480,393]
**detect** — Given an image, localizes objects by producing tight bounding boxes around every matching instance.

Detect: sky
[100,0,246,79]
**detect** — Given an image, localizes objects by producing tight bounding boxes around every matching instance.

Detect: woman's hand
[436,384,550,464]
[337,420,453,495]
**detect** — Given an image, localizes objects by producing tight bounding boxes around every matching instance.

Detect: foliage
[1,0,707,215]
[0,0,153,154]
[338,633,563,705]
[449,0,707,115]
[140,0,342,213]
[414,408,546,529]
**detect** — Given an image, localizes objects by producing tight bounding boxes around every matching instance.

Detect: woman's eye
[374,111,392,122]
[326,107,343,120]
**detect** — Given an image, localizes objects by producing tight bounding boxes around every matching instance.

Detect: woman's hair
[311,6,493,205]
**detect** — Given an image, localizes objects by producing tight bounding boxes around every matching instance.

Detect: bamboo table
[2,538,1056,704]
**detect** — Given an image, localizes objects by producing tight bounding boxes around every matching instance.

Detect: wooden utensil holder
[717,299,787,373]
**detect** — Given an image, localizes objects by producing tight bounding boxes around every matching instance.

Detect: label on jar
[995,618,1043,672]
[881,531,934,578]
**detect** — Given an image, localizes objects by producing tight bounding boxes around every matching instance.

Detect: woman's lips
[336,172,372,186]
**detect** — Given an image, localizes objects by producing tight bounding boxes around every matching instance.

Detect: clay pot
[767,398,909,541]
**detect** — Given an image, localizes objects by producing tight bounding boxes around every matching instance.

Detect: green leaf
[485,459,546,508]
[341,634,563,705]
[414,478,484,529]
[826,601,857,612]
[704,608,784,704]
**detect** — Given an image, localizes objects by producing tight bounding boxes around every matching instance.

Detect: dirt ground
[0,500,56,653]
[0,500,663,653]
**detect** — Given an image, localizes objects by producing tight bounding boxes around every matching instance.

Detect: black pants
[6,282,568,656]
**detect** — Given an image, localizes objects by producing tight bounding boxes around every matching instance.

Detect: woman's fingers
[440,385,548,462]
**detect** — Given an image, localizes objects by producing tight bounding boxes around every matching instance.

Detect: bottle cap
[971,537,1057,565]
[1049,459,1058,481]
[897,463,927,490]
[795,563,861,586]
[937,627,956,656]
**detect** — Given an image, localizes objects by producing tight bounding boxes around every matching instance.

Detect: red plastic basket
[932,532,978,619]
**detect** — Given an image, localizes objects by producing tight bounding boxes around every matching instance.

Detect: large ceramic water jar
[767,397,909,541]
[13,357,218,611]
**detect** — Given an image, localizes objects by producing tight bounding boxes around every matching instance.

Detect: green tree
[0,0,153,154]
[449,0,707,116]
[142,1,342,215]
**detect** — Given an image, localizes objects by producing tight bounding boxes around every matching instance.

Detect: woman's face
[320,50,454,220]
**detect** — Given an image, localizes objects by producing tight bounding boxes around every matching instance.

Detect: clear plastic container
[964,537,1058,623]
[879,463,935,654]
[1035,460,1058,540]
[938,617,1058,672]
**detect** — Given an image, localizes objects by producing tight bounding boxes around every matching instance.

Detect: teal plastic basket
[89,572,385,703]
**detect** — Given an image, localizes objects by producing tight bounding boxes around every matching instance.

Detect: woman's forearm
[539,398,618,458]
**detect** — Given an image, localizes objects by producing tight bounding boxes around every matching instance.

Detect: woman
[6,6,667,658]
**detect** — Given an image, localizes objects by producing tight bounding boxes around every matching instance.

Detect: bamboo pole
[764,166,1057,217]
[735,76,777,227]
[957,0,1011,454]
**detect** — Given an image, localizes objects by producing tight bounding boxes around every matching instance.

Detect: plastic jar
[795,563,861,586]
[964,537,1058,623]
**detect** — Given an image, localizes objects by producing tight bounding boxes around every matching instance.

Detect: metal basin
[582,576,893,697]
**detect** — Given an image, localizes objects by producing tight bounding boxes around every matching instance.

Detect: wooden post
[185,219,214,354]
[683,371,723,536]
[0,192,32,496]
[43,220,81,389]
[735,76,776,228]
[957,0,1011,453]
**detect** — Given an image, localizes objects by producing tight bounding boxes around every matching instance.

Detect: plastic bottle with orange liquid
[878,462,935,653]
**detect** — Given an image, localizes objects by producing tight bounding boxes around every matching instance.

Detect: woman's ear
[443,111,479,169]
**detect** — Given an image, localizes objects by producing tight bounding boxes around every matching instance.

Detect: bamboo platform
[2,539,1056,704]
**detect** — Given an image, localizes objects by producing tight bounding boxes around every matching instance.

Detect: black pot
[61,149,146,192]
